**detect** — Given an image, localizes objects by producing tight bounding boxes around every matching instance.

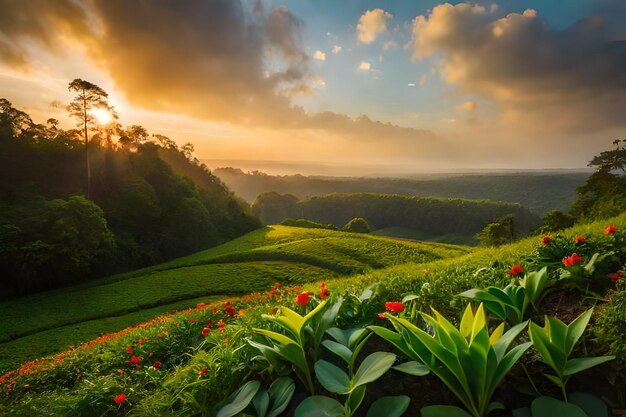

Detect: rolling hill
[0,225,470,372]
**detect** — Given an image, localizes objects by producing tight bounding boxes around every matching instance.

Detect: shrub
[343,217,370,234]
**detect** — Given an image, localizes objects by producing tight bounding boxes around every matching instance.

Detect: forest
[0,86,258,297]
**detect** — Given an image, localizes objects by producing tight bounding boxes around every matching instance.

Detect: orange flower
[604,224,618,235]
[563,253,583,267]
[574,235,585,245]
[217,320,225,333]
[385,302,404,313]
[295,291,313,306]
[542,236,552,246]
[117,369,124,375]
[198,368,207,377]
[114,393,126,404]
[195,302,206,309]
[508,264,523,277]
[125,345,133,355]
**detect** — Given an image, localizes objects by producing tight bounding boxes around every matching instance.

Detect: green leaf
[322,340,352,364]
[566,309,593,355]
[268,377,295,417]
[487,401,505,414]
[542,373,564,388]
[569,392,609,417]
[295,396,345,417]
[520,267,547,306]
[531,396,588,417]
[529,321,561,375]
[353,352,397,390]
[217,380,261,417]
[314,360,351,394]
[512,407,531,417]
[393,361,430,376]
[347,386,366,415]
[367,396,411,417]
[563,356,615,376]
[402,294,420,303]
[252,389,269,417]
[420,405,473,417]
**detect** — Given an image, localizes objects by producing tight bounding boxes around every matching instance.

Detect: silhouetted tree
[67,79,116,198]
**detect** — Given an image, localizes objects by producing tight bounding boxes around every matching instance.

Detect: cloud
[411,3,626,133]
[313,50,326,61]
[358,61,371,71]
[331,45,342,54]
[382,41,398,51]
[419,74,428,86]
[457,101,477,112]
[357,9,393,44]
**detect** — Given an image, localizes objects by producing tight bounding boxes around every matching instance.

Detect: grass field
[0,225,470,372]
[371,226,478,245]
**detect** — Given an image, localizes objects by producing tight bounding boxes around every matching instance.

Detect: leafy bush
[343,217,370,233]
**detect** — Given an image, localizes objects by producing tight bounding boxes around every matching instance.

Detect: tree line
[0,81,259,297]
[252,192,541,238]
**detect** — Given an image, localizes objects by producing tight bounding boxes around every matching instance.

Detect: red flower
[378,313,386,319]
[563,253,583,267]
[130,355,142,364]
[542,236,552,246]
[604,224,618,235]
[295,291,313,307]
[206,319,213,327]
[152,361,162,369]
[223,303,235,317]
[574,235,585,245]
[202,327,211,337]
[385,302,405,313]
[198,368,207,377]
[189,319,197,324]
[319,282,330,300]
[156,333,166,340]
[125,345,133,355]
[196,302,206,309]
[508,264,523,277]
[117,369,124,375]
[114,393,126,404]
[124,360,132,367]
[211,307,219,314]
[609,273,622,283]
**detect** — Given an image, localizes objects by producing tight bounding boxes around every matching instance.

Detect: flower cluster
[508,264,524,277]
[563,253,583,267]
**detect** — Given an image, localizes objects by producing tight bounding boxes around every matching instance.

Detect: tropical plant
[248,298,343,394]
[217,377,295,417]
[512,392,610,417]
[459,267,548,325]
[528,308,615,401]
[296,351,409,417]
[371,303,532,417]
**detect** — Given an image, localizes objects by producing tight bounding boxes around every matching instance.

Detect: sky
[0,0,624,172]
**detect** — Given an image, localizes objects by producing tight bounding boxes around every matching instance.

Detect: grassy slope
[0,226,468,372]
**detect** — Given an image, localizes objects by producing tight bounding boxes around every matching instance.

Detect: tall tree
[67,79,115,198]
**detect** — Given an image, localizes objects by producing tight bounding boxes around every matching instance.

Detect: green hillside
[0,226,469,372]
[1,214,624,417]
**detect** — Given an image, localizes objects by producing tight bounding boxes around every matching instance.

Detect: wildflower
[124,360,132,367]
[238,309,246,317]
[574,235,585,245]
[385,302,405,313]
[198,368,207,377]
[117,369,124,375]
[319,282,331,300]
[563,253,583,267]
[153,361,162,369]
[378,313,386,319]
[217,320,225,333]
[125,345,133,355]
[223,303,236,317]
[114,393,126,404]
[542,236,552,246]
[508,264,523,277]
[609,272,622,283]
[206,319,213,327]
[268,308,278,315]
[130,355,142,364]
[604,224,618,235]
[212,307,219,314]
[156,333,166,340]
[224,338,229,347]
[202,327,211,337]
[295,291,313,306]
[189,319,197,324]
[196,302,206,309]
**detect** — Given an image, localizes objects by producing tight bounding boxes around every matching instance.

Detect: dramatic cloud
[0,0,439,161]
[313,50,326,61]
[357,9,393,44]
[411,3,626,133]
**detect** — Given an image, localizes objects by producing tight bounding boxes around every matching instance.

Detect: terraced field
[0,225,470,372]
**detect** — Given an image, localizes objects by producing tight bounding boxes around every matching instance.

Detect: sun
[91,108,112,125]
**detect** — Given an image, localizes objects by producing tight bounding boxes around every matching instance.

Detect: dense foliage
[0,214,624,416]
[0,97,259,296]
[252,192,541,239]
[214,167,588,215]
